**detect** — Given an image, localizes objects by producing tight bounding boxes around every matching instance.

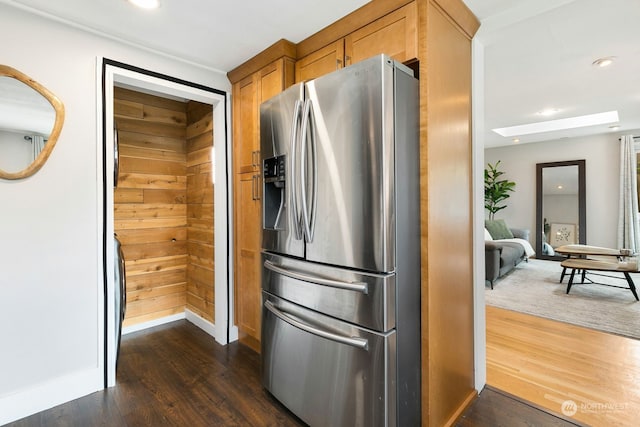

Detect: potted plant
[484,160,516,220]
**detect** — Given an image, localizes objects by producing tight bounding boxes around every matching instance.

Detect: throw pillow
[484,228,493,241]
[485,219,514,240]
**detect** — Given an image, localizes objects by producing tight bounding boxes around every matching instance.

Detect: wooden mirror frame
[535,159,586,260]
[0,65,65,180]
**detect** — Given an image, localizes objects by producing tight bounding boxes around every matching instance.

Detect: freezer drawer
[262,293,396,427]
[262,252,395,332]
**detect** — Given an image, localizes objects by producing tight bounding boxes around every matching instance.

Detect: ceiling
[468,0,640,147]
[0,0,369,72]
[2,0,639,149]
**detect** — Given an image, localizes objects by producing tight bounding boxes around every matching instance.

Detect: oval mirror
[0,65,65,180]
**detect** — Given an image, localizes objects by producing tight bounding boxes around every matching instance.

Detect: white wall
[485,131,633,250]
[0,4,230,424]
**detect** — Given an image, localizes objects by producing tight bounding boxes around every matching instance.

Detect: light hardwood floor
[487,305,640,426]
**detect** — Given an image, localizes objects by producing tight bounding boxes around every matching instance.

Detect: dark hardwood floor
[6,320,579,426]
[455,387,581,427]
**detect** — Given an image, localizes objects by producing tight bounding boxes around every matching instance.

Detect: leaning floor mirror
[0,65,65,180]
[536,160,586,260]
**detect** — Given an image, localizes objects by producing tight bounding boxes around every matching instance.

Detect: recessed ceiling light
[592,56,616,68]
[609,124,621,130]
[537,108,560,117]
[557,185,563,190]
[492,111,619,137]
[512,138,520,143]
[128,0,160,9]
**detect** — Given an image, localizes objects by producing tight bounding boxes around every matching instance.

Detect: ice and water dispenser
[263,155,286,230]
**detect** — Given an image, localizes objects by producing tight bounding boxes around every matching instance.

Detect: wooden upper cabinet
[260,59,290,103]
[295,40,345,83]
[232,58,294,174]
[232,74,258,174]
[345,2,417,66]
[294,3,417,83]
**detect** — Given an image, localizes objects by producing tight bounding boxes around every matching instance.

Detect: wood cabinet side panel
[431,0,480,39]
[421,1,475,425]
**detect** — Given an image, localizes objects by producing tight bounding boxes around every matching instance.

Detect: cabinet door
[260,59,285,104]
[344,2,417,66]
[232,74,259,174]
[232,58,294,352]
[295,40,345,82]
[234,172,262,351]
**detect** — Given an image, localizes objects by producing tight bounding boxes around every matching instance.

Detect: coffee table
[555,245,639,301]
[555,244,627,282]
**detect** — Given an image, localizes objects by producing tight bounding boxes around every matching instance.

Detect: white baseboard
[122,312,186,335]
[229,325,239,342]
[0,368,102,425]
[121,310,239,344]
[185,309,216,338]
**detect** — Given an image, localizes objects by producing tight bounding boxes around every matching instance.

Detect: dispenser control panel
[264,155,286,184]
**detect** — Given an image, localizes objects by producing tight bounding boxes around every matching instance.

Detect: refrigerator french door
[260,54,420,426]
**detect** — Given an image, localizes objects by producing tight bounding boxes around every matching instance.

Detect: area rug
[485,259,640,340]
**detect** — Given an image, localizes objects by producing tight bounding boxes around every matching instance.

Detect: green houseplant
[484,160,516,220]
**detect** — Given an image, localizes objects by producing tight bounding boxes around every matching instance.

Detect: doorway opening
[100,59,235,387]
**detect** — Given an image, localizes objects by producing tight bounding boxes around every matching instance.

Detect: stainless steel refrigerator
[260,54,420,426]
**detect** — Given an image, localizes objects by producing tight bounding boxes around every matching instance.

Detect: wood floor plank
[486,305,640,426]
[455,386,579,427]
[7,320,578,426]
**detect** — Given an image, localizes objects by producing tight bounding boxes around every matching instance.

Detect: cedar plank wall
[114,87,189,326]
[186,102,215,322]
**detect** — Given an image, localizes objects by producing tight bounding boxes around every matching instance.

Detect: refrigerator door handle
[290,99,303,239]
[309,100,318,242]
[264,260,369,294]
[264,300,369,350]
[300,99,317,242]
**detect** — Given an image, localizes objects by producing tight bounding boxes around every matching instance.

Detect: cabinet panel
[232,58,294,352]
[345,2,417,66]
[234,172,262,350]
[232,75,258,174]
[295,40,345,83]
[260,60,284,104]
